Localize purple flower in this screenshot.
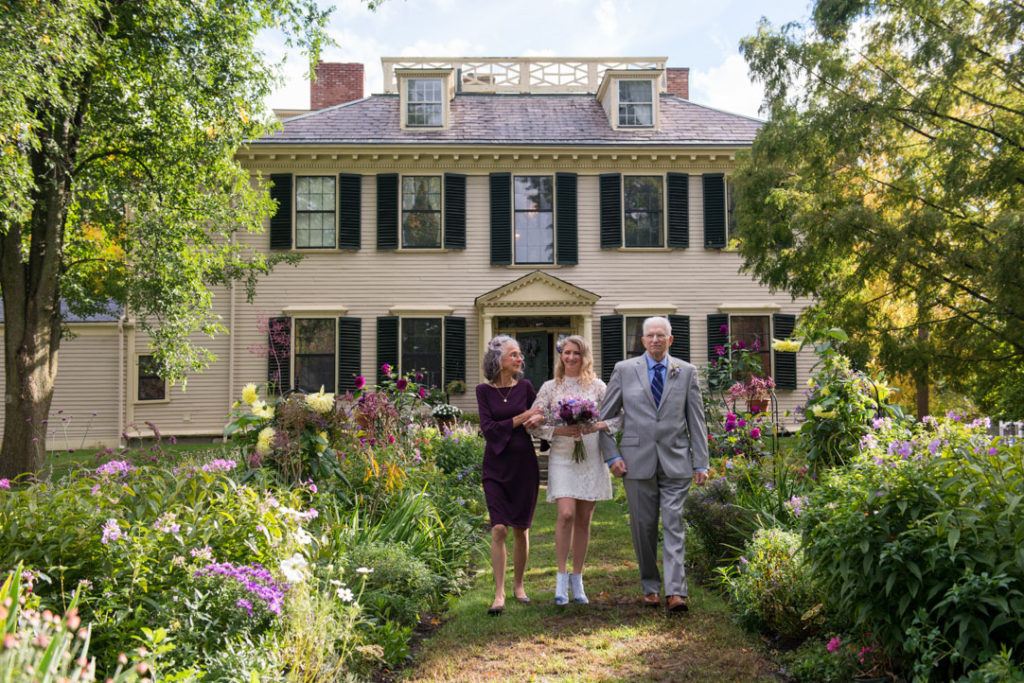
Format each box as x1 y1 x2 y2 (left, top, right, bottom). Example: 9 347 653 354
236 598 254 616
750 427 761 439
418 386 427 399
201 459 238 473
738 418 747 428
987 447 998 455
928 440 941 455
415 371 423 382
95 460 135 478
945 409 963 422
194 562 289 616
827 636 842 653
0 479 9 490
719 324 728 335
101 519 122 545
396 378 408 391
354 376 366 390
381 363 391 375
715 345 726 356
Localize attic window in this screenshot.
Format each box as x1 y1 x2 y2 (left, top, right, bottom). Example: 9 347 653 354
619 80 653 127
407 78 443 126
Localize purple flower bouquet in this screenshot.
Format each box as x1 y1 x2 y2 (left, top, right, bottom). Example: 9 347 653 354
555 396 598 463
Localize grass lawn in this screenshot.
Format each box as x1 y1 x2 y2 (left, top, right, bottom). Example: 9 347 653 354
404 481 776 682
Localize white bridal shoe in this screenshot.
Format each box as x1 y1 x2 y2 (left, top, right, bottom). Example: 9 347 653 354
554 572 569 606
569 573 589 604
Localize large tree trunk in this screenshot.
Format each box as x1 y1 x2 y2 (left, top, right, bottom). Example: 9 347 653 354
0 104 75 478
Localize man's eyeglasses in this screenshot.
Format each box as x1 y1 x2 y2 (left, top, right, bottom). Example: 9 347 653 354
643 333 669 340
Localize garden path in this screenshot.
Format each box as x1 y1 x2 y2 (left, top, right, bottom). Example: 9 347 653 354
402 485 777 682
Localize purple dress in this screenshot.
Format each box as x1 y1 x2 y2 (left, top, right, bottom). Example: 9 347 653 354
476 381 539 529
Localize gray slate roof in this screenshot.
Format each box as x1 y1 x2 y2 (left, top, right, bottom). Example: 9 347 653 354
257 94 762 147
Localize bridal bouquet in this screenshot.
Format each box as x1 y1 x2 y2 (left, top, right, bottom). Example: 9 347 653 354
555 396 598 463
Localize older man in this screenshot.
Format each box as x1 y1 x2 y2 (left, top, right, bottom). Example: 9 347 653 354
599 316 709 612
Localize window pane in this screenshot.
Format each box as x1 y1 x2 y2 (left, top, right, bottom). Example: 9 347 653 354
619 80 652 103
402 177 441 210
514 211 554 264
296 319 334 354
625 210 663 247
408 79 442 102
514 176 553 211
407 80 443 126
625 317 646 358
402 211 441 247
402 318 443 388
731 315 771 376
295 355 335 393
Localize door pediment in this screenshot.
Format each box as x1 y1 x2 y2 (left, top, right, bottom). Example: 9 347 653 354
475 271 600 311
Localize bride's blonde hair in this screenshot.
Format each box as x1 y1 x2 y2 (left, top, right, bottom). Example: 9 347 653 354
554 335 596 386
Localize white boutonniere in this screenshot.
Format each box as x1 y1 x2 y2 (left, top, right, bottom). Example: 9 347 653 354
668 363 682 379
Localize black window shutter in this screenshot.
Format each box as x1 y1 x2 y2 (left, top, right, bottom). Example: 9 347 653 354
444 173 466 250
707 313 729 363
668 315 690 363
267 316 291 394
337 174 361 250
268 174 293 250
600 314 624 383
667 172 690 248
444 316 466 388
489 172 512 265
337 317 361 392
703 173 727 248
555 172 578 265
376 316 399 385
599 173 623 248
376 174 399 250
773 313 798 390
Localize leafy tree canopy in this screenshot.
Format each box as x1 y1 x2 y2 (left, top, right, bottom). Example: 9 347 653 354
734 0 1024 418
0 0 332 475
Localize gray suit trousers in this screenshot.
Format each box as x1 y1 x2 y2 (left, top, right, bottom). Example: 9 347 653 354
622 464 692 597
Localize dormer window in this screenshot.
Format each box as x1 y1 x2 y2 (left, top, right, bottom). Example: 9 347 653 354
407 78 443 126
619 80 653 127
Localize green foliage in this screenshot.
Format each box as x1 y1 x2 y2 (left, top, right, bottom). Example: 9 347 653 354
684 477 754 567
429 426 484 475
734 0 1024 417
795 327 904 472
718 528 822 641
702 340 776 461
0 565 147 682
801 416 1024 678
344 541 439 627
782 632 891 683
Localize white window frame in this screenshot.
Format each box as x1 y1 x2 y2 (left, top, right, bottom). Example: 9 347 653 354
400 174 444 250
404 77 445 128
512 174 555 265
622 174 666 249
294 175 336 250
617 78 655 128
134 353 169 404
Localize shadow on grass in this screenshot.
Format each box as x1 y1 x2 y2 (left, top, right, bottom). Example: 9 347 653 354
402 486 777 682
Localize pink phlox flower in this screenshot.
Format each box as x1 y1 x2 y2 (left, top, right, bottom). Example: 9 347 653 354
827 636 842 652
0 479 9 490
101 518 122 545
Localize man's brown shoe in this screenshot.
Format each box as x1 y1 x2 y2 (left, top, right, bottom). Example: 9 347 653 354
666 595 689 612
642 593 660 608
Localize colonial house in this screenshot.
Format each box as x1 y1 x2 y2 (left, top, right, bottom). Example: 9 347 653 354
1 57 814 449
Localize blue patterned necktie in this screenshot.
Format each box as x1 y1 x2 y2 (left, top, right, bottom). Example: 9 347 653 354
652 363 665 406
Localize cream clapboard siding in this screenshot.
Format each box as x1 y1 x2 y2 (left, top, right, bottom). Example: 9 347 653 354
0 324 124 449
228 165 815 428
0 158 815 451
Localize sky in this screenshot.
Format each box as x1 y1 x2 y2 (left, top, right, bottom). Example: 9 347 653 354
263 0 814 119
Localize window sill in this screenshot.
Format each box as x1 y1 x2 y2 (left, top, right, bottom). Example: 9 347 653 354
134 398 171 405
614 246 671 252
394 247 454 253
506 263 560 269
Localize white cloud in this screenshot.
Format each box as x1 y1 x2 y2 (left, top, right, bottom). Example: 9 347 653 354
690 52 765 119
595 0 618 36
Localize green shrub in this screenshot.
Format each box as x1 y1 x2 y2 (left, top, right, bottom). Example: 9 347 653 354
718 527 821 641
684 477 754 566
430 426 484 474
802 416 1024 679
344 541 439 626
782 632 891 683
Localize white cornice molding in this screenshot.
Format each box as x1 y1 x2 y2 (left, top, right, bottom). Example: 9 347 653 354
613 304 677 315
718 303 783 314
388 305 455 316
281 306 349 316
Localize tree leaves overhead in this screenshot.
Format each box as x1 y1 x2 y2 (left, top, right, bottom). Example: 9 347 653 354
0 0 330 380
734 0 1024 417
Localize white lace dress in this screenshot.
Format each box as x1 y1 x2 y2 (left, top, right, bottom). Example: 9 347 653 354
529 376 620 502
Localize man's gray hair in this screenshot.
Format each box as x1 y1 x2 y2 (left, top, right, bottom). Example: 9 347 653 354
642 316 672 336
482 334 524 382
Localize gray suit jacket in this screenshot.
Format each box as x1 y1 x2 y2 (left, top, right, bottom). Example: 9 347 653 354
599 354 709 479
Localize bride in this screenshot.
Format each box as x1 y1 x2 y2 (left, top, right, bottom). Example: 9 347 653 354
529 335 620 605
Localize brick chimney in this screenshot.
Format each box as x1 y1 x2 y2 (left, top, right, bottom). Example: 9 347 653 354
311 62 364 110
666 67 689 100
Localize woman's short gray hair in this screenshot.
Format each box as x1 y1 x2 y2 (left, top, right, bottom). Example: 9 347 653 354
482 335 523 382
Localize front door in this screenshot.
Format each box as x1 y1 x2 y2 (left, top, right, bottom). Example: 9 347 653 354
517 331 551 392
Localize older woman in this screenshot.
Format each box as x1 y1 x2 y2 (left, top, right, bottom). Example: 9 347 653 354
529 335 619 605
476 335 544 615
